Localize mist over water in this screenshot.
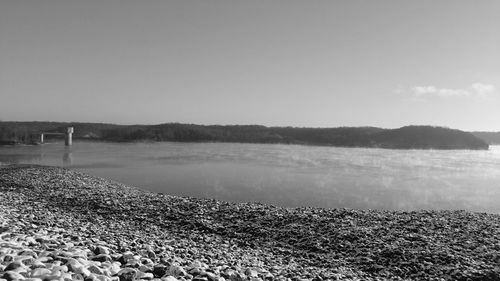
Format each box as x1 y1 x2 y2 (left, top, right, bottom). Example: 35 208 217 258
1 141 500 213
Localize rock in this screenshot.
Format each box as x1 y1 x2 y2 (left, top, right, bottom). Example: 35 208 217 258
168 265 187 277
80 267 92 277
121 252 135 260
153 265 168 277
66 261 82 272
140 258 154 267
189 261 203 269
263 273 274 280
31 268 52 277
145 250 156 260
19 257 35 266
92 254 112 263
138 265 152 273
4 261 24 271
118 268 137 281
30 261 46 269
2 255 14 263
201 271 217 281
52 265 68 273
189 267 202 276
72 273 85 280
19 250 37 258
95 246 111 255
84 273 99 281
88 264 105 275
245 269 258 278
227 272 245 281
2 271 25 281
139 272 155 279
108 262 122 275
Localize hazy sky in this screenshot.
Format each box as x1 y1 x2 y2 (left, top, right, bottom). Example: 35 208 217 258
1 1 499 131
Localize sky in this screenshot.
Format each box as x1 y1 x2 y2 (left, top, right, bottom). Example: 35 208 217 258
1 1 499 131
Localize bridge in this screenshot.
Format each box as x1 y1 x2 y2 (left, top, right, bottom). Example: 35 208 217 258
39 127 73 146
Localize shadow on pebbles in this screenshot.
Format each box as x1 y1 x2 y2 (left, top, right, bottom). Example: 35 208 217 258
1 165 500 281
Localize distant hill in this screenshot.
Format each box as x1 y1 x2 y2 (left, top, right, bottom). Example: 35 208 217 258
370 126 488 150
0 121 489 150
471 132 500 145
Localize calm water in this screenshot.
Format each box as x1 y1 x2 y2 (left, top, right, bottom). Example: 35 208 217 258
1 141 500 213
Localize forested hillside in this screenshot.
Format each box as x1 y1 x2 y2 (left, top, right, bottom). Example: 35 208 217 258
0 121 489 150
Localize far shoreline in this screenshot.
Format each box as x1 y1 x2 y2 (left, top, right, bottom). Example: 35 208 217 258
0 138 492 151
0 122 492 150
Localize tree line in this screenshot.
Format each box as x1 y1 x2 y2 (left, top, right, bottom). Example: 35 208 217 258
0 121 490 150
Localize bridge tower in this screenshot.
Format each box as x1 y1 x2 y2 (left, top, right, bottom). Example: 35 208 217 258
39 127 73 146
65 127 73 146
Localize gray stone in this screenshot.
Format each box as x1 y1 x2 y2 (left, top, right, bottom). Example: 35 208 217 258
153 265 168 277
118 268 137 281
92 254 112 262
88 264 104 275
4 261 23 271
95 246 111 255
168 265 187 277
2 271 25 281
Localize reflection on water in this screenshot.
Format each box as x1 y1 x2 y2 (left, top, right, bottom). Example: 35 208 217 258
63 149 73 166
1 141 500 213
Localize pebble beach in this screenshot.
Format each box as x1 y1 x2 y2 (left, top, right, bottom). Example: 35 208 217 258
2 165 500 281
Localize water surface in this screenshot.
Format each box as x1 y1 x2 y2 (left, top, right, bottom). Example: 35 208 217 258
1 141 500 213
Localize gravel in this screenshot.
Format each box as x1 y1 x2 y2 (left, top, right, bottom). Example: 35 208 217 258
1 164 500 281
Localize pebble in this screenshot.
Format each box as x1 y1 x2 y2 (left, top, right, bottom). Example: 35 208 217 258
2 165 500 281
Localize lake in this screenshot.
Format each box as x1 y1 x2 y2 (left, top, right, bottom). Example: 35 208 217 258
1 141 500 213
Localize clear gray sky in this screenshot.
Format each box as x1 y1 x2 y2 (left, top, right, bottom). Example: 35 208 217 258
1 1 499 131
